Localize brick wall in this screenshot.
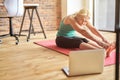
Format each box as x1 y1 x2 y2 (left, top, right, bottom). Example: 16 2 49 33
0 0 61 35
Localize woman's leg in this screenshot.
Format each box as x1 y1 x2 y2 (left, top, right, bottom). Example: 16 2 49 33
87 40 103 48
106 42 116 57
95 40 116 57
79 42 101 50
87 40 116 57
79 42 110 57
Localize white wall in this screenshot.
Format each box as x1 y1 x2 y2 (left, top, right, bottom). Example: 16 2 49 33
86 0 94 23
61 0 93 23
67 0 84 15
61 0 84 19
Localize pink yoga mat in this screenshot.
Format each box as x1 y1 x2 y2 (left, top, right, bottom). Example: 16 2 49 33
34 40 116 66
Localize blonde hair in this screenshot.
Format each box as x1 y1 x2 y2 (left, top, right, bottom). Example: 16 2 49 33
74 9 90 18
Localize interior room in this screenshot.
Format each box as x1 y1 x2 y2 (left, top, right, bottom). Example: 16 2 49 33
0 0 119 80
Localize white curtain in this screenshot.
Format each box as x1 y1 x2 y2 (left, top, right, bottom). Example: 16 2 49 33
4 0 24 16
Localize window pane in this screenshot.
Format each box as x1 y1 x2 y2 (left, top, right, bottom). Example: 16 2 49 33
94 0 115 31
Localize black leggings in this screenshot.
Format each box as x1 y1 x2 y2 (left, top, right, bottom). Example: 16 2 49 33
56 36 89 48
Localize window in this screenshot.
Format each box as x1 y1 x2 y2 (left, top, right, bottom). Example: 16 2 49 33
94 0 115 31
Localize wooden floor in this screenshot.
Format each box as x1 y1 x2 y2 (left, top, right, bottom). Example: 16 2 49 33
0 30 116 80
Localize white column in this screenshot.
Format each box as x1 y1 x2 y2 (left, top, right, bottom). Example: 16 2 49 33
85 0 94 24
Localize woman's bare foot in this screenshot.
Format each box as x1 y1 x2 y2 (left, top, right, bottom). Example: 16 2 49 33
110 41 116 47
106 44 116 57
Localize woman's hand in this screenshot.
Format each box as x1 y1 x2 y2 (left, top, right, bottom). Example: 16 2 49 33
102 38 110 44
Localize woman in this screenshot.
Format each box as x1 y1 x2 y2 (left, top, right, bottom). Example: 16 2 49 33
55 8 115 57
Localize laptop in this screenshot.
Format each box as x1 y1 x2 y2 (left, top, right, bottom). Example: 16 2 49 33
62 49 106 76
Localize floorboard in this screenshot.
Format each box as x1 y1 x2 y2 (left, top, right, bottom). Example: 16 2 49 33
0 30 116 80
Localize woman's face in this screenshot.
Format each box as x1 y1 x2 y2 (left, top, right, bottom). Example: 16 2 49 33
76 15 90 25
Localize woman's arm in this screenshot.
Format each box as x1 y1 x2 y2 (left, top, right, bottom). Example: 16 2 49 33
65 16 110 49
86 21 110 44
67 16 103 42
